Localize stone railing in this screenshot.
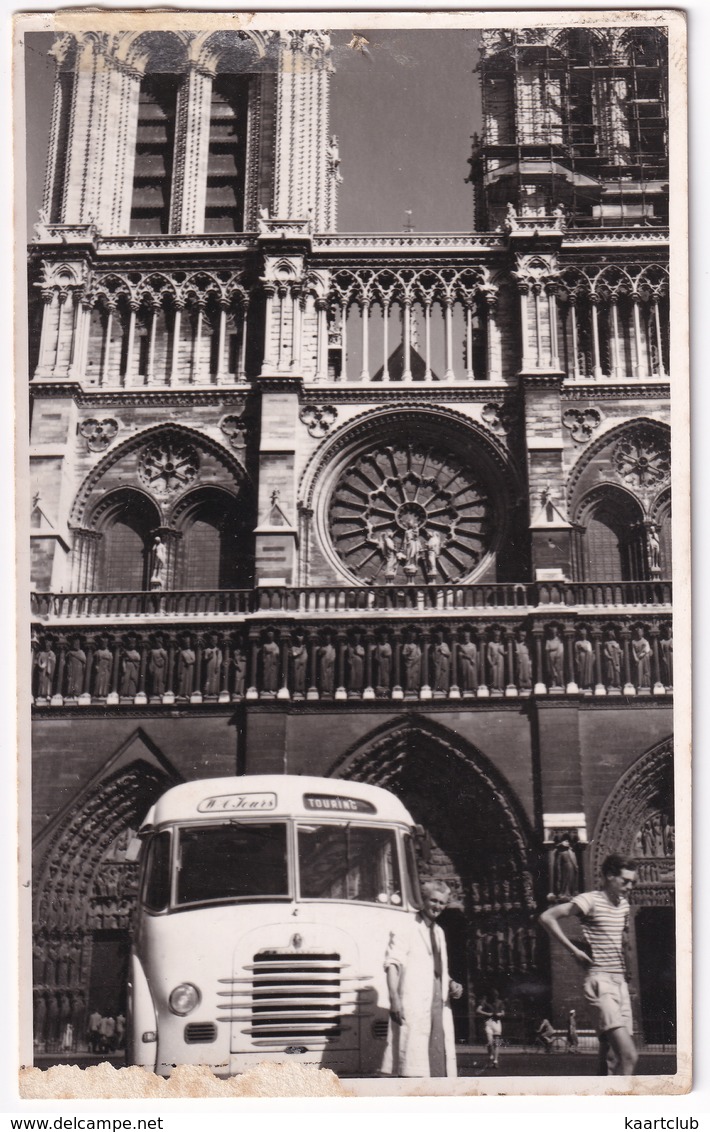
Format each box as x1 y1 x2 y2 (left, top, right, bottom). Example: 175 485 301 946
31 613 673 706
31 579 672 623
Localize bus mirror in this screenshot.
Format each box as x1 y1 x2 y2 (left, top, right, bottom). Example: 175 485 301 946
124 836 143 863
413 824 426 839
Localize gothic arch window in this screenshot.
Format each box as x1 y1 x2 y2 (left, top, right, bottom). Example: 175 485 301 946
173 489 246 590
653 490 672 576
94 491 160 592
130 73 180 235
577 488 645 581
205 74 250 233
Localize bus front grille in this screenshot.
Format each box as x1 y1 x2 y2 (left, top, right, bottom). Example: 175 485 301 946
218 951 349 1044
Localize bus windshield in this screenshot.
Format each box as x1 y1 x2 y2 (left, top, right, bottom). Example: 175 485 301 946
176 822 289 906
297 823 402 904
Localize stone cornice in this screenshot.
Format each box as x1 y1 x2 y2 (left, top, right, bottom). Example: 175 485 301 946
561 382 671 401
299 383 518 403
30 384 255 407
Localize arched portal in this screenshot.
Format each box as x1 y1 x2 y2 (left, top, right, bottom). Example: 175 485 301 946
591 737 675 1044
32 734 179 1053
330 718 543 1040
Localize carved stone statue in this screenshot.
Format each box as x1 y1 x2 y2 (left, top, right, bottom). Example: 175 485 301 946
233 644 247 698
66 638 86 697
120 637 140 697
319 634 336 695
458 630 477 692
425 530 441 579
552 836 579 900
402 520 422 571
150 535 167 590
36 640 56 698
575 627 594 689
432 631 451 692
545 626 564 687
291 634 308 697
403 633 421 692
202 634 222 696
93 636 113 698
660 628 673 686
487 628 505 691
375 636 392 691
647 523 661 573
604 629 622 687
347 634 365 693
148 635 168 697
632 626 652 688
262 631 280 693
379 531 399 580
515 630 532 689
176 636 195 698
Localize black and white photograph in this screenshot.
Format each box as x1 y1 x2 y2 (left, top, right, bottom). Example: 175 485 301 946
17 9 689 1098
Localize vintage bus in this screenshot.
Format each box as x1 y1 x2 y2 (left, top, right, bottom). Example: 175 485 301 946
127 775 422 1076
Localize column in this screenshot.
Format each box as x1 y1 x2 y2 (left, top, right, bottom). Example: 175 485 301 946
533 627 546 695
247 630 260 699
485 293 500 382
315 299 328 382
135 638 148 705
650 624 665 695
591 625 606 696
402 300 412 382
216 302 228 383
382 302 389 382
359 300 370 380
307 632 319 700
632 294 645 377
170 303 183 385
100 303 114 386
51 638 67 705
238 299 249 382
339 301 348 382
335 632 347 701
505 628 517 696
569 299 580 379
443 301 454 381
36 291 55 375
164 635 176 704
220 636 231 703
547 285 560 370
653 299 666 377
261 284 277 372
54 292 68 373
81 638 94 705
610 297 621 378
519 287 531 370
620 626 635 695
277 632 291 700
107 637 121 706
449 636 460 699
564 626 579 694
533 287 543 368
277 287 288 371
476 627 489 698
391 630 403 700
363 630 375 700
590 296 602 379
146 305 158 384
419 631 431 699
124 303 137 386
192 300 205 384
465 301 474 380
291 289 303 373
191 636 203 703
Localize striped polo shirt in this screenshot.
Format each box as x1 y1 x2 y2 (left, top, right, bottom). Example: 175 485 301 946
571 890 630 974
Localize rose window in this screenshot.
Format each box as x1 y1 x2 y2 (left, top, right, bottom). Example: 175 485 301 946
613 428 670 489
328 441 493 584
138 439 199 497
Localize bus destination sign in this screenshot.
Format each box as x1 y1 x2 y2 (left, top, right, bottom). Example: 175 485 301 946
197 792 277 812
303 794 377 814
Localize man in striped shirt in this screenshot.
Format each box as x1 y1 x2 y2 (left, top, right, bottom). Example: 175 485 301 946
540 854 638 1075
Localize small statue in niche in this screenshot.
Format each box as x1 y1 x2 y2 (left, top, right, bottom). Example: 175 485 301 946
604 628 622 687
233 641 247 698
458 630 477 692
347 633 365 694
660 626 673 687
120 635 140 697
65 637 86 697
291 633 308 697
402 631 421 693
262 631 280 693
375 634 392 692
551 834 579 901
425 530 441 580
402 519 422 572
545 626 565 687
148 634 168 697
319 633 336 696
202 634 222 696
647 523 661 573
176 635 195 698
149 535 167 590
487 627 505 691
632 625 652 688
575 626 594 690
432 630 451 692
35 639 56 698
515 629 532 690
93 636 113 698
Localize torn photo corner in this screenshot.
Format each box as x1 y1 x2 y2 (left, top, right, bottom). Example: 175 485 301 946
15 7 689 1099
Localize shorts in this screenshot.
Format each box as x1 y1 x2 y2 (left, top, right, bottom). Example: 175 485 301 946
583 971 633 1035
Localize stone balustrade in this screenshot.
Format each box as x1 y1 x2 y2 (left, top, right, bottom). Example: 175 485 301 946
31 614 673 706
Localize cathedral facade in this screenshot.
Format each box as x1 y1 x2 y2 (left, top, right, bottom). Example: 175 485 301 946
28 25 674 1059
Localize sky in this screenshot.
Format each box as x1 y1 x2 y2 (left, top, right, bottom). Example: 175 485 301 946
24 28 481 235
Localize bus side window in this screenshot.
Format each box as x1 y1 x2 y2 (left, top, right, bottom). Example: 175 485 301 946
403 833 422 909
142 829 172 912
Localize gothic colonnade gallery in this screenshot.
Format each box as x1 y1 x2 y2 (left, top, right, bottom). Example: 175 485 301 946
28 23 675 1060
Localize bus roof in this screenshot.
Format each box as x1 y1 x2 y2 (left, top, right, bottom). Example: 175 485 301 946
142 775 416 830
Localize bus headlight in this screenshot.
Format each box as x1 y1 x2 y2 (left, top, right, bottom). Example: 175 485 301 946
168 983 201 1016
